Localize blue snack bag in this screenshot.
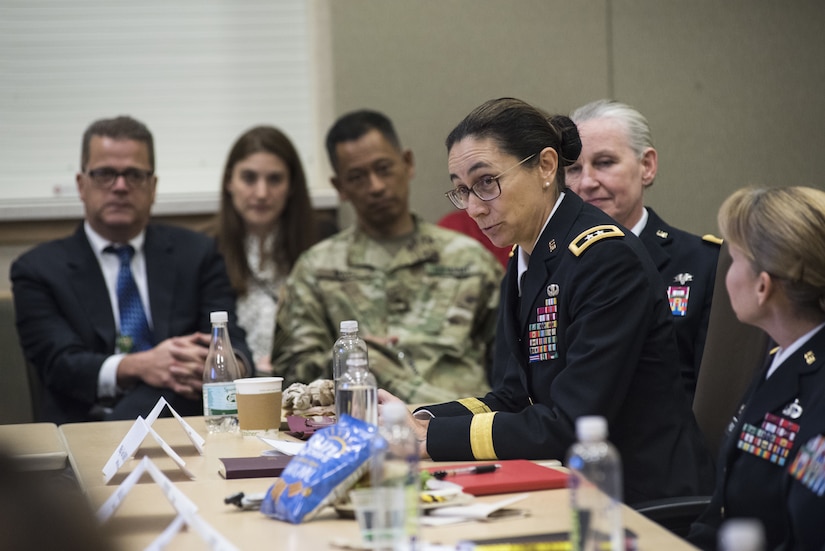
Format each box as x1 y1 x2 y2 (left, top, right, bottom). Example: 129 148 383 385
261 414 377 523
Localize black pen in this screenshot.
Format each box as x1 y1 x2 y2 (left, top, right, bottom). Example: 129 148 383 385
432 463 502 480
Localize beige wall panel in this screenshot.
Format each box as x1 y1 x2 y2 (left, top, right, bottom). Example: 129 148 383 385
7 2 824 292
611 0 825 235
327 0 609 227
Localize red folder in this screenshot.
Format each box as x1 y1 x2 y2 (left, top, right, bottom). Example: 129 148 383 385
425 459 568 496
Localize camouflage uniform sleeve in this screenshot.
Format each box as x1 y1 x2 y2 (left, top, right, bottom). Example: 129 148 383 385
270 253 335 386
365 340 482 404
473 254 503 383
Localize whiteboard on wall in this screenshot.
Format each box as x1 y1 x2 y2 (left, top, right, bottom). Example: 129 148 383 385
0 1 336 221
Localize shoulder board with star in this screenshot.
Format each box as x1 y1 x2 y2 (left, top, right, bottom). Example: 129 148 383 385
702 234 723 246
568 225 624 257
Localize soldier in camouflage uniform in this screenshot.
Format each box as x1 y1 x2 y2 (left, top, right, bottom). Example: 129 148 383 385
271 110 503 403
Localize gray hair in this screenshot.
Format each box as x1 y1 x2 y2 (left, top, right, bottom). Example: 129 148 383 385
570 99 653 160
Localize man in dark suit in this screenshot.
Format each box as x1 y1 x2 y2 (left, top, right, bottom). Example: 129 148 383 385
11 116 251 424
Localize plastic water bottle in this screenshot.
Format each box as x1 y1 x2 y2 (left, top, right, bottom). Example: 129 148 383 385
202 311 240 433
718 518 765 551
371 401 420 551
566 416 623 551
333 320 369 419
335 349 377 426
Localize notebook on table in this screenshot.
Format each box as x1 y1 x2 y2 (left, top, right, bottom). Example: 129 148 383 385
218 454 293 479
424 459 568 496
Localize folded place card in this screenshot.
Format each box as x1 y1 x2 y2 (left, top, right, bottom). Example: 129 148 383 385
258 437 305 456
97 456 239 551
101 397 204 483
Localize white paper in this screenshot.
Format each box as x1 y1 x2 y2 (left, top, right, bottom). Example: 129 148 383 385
98 457 237 550
421 493 530 526
147 396 206 454
146 424 195 480
168 407 206 454
258 437 305 456
145 397 169 424
143 456 198 515
97 455 150 522
184 511 241 551
145 514 187 551
102 398 207 483
102 416 150 483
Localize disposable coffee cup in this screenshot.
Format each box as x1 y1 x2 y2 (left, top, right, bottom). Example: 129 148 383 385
234 377 283 436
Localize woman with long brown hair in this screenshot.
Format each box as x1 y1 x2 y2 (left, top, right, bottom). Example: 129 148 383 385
214 126 320 374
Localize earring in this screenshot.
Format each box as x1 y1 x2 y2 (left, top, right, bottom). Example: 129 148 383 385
544 182 551 189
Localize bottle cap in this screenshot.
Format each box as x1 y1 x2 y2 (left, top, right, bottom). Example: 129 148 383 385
382 401 408 424
718 518 765 551
576 416 608 442
340 320 358 333
210 311 228 324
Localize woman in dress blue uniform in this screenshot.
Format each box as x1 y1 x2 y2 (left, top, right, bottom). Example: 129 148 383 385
379 98 714 505
689 186 825 550
566 99 721 401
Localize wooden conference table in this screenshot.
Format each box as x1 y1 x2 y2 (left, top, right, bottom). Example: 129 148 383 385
0 422 68 471
60 417 699 550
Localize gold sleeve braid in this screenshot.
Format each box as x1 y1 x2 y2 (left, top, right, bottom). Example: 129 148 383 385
469 411 498 459
457 397 492 414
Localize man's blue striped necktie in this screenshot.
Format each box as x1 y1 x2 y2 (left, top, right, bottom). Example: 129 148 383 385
105 245 153 353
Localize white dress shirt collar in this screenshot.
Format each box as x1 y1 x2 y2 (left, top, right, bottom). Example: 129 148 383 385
84 222 146 256
766 322 825 379
517 192 565 296
628 207 649 237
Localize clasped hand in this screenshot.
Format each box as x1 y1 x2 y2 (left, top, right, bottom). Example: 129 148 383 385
118 332 210 400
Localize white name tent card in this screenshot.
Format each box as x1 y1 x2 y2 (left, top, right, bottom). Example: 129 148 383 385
101 397 204 483
146 397 205 454
259 436 305 456
146 514 186 551
98 457 238 551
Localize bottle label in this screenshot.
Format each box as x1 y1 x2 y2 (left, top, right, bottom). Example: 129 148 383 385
203 382 237 415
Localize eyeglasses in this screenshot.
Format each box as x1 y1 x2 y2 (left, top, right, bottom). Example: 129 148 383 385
444 154 536 209
85 167 154 190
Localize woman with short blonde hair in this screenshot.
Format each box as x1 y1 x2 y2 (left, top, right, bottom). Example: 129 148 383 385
690 186 825 550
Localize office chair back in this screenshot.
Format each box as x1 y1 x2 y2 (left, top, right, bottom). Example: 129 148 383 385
634 242 769 537
692 242 769 459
